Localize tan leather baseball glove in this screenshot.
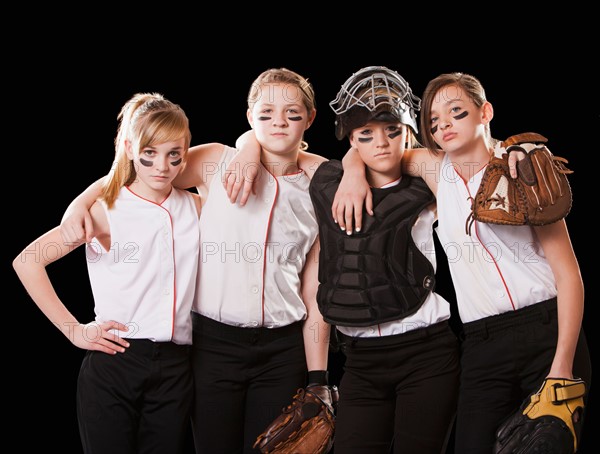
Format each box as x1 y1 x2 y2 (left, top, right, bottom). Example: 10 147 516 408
467 132 573 235
253 385 339 454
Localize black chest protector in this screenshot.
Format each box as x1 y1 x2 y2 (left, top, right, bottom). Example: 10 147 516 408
309 160 436 327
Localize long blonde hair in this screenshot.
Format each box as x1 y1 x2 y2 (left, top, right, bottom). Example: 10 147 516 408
102 93 191 208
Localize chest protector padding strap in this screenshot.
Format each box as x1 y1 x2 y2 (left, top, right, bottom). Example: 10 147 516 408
309 160 436 326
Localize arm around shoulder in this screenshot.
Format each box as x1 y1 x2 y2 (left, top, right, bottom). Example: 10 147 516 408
298 150 328 180
223 130 263 205
333 147 372 232
60 177 106 244
402 147 443 195
173 142 227 193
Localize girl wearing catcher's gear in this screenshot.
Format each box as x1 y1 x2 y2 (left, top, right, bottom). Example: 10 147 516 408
309 66 460 454
337 72 591 453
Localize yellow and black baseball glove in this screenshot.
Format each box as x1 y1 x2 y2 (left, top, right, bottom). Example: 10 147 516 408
467 132 573 235
493 377 586 454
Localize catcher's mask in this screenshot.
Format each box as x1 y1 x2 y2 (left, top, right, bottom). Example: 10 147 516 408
330 66 421 140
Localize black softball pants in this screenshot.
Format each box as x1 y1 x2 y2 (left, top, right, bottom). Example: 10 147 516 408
334 321 460 454
77 339 192 454
454 298 591 454
190 313 307 454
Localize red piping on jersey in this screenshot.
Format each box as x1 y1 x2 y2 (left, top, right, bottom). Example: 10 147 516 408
377 176 402 189
460 178 516 310
126 185 172 206
126 186 178 338
167 211 177 338
260 164 279 326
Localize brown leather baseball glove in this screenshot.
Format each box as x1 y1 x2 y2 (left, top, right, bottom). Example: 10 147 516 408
467 132 573 235
253 385 339 454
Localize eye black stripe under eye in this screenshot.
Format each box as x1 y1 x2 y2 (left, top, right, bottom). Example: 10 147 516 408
388 131 402 139
453 111 468 120
171 158 182 166
357 137 373 143
258 116 271 121
431 125 438 135
139 158 153 167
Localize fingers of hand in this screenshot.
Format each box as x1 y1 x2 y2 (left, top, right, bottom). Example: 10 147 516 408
97 324 129 350
102 320 129 334
75 323 128 354
91 339 126 354
84 214 95 243
365 192 374 216
223 172 234 198
333 198 365 234
344 206 354 235
508 150 527 179
229 180 243 203
239 181 254 206
331 200 339 225
334 203 346 232
225 165 258 205
245 165 259 182
90 340 127 355
508 155 518 179
353 203 363 233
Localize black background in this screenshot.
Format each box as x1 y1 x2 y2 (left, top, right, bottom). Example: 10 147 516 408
8 31 594 453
